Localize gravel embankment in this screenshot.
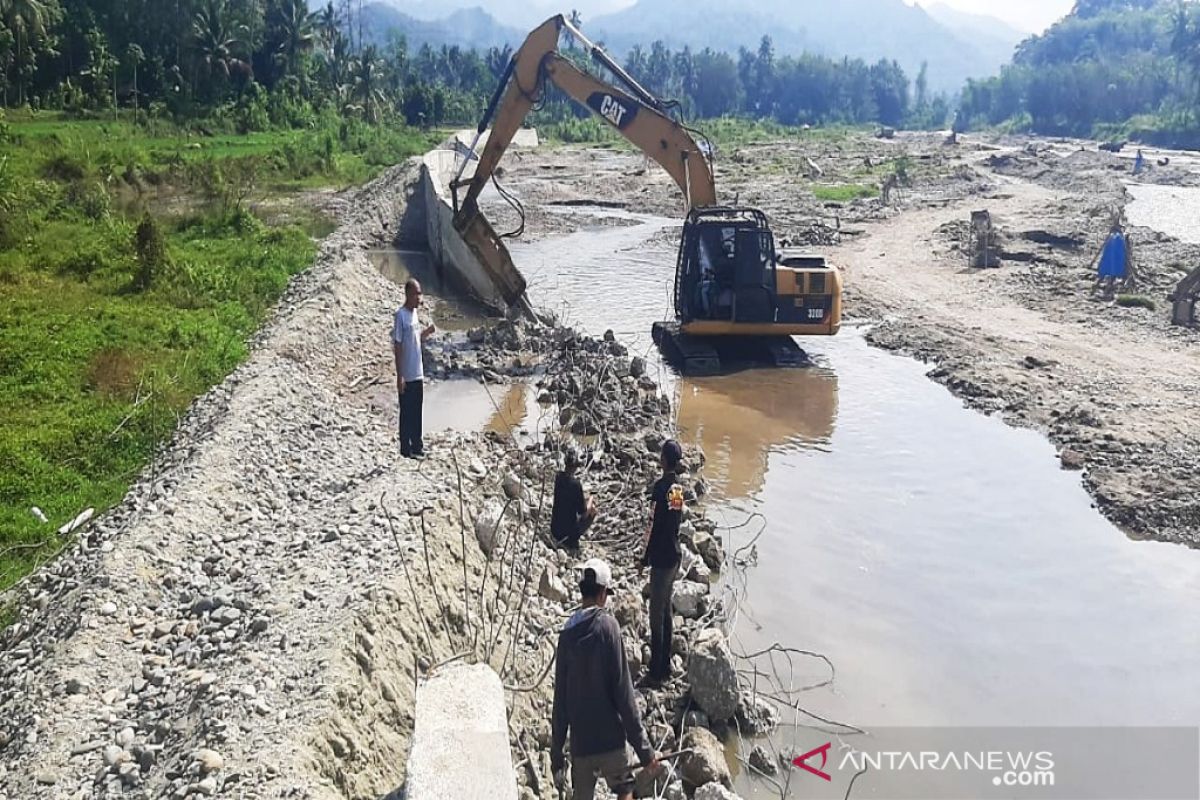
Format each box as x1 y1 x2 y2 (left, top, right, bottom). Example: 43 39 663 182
0 155 779 800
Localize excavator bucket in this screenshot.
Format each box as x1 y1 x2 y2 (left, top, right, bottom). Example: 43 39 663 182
421 140 533 317
453 211 528 308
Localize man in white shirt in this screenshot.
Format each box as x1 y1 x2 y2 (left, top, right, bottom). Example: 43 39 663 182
393 279 435 458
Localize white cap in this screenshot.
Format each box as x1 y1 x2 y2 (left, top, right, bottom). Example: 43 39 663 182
579 558 613 589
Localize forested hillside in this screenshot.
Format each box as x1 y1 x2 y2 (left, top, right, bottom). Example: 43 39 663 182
0 0 927 131
959 0 1200 145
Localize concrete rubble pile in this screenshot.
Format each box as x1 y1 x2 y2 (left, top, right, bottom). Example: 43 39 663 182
456 327 769 800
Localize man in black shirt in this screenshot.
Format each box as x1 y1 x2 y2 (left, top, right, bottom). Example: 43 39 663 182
641 440 685 684
551 559 659 800
551 449 597 549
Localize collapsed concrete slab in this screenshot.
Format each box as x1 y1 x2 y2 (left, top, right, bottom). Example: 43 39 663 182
405 663 518 800
419 129 538 315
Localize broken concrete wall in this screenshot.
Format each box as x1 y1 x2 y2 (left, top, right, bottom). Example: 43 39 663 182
418 129 538 313
404 664 517 800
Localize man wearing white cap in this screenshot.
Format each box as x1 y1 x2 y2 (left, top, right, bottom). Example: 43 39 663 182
551 558 660 800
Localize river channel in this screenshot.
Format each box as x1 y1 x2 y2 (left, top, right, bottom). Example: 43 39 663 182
374 201 1200 798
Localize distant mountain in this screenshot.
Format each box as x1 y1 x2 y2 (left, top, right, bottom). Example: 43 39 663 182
925 2 1027 42
358 3 525 50
587 0 1002 92
369 0 623 27
354 0 1014 92
925 3 1027 71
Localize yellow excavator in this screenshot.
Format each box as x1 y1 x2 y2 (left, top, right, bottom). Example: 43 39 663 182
451 14 842 373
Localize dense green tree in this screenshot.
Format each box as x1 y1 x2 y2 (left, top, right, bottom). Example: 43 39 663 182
644 40 669 96
691 48 738 117
0 0 951 138
317 1 336 50
192 0 246 83
752 36 774 117
960 0 1200 142
2 0 60 103
485 43 511 80
267 0 314 90
348 42 385 122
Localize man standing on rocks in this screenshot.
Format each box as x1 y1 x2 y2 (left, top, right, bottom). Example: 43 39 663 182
393 279 434 458
641 440 685 685
551 448 598 550
552 558 659 800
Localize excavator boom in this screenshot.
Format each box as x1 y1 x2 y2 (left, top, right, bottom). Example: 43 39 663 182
453 15 716 224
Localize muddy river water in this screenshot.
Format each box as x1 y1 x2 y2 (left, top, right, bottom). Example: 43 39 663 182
376 200 1200 797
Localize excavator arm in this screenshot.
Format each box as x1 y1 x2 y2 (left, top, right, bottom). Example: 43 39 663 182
453 15 716 226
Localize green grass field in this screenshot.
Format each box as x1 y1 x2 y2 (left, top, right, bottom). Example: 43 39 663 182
0 111 436 594
537 114 868 151
811 182 878 202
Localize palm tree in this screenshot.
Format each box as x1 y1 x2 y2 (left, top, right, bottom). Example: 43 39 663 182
1 0 54 104
566 9 582 49
192 0 247 94
485 44 513 80
271 0 317 82
126 43 144 123
318 1 338 50
349 44 389 124
0 0 51 37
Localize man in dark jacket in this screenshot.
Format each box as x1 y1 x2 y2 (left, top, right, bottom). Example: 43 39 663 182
551 558 659 800
551 448 597 549
640 440 685 685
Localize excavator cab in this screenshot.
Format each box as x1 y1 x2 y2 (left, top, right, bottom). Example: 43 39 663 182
676 208 777 325
653 208 842 373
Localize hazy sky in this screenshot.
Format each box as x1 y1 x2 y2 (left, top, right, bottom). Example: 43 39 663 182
907 0 1075 33
397 0 1077 36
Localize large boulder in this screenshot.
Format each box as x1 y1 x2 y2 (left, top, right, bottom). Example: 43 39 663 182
671 581 708 619
691 531 724 571
685 546 712 583
748 744 777 776
678 727 731 789
624 638 643 676
695 783 744 800
537 566 569 604
502 472 524 501
736 691 779 736
687 629 739 721
474 504 505 556
611 591 645 633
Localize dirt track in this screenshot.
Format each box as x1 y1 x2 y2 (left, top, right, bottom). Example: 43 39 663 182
491 133 1200 545
845 140 1200 544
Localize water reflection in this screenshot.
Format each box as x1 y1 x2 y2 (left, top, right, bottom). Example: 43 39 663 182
677 368 838 499
368 248 489 332
483 382 534 436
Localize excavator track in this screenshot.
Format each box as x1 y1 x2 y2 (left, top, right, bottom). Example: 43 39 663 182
653 323 811 374
652 322 721 375
762 336 811 367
